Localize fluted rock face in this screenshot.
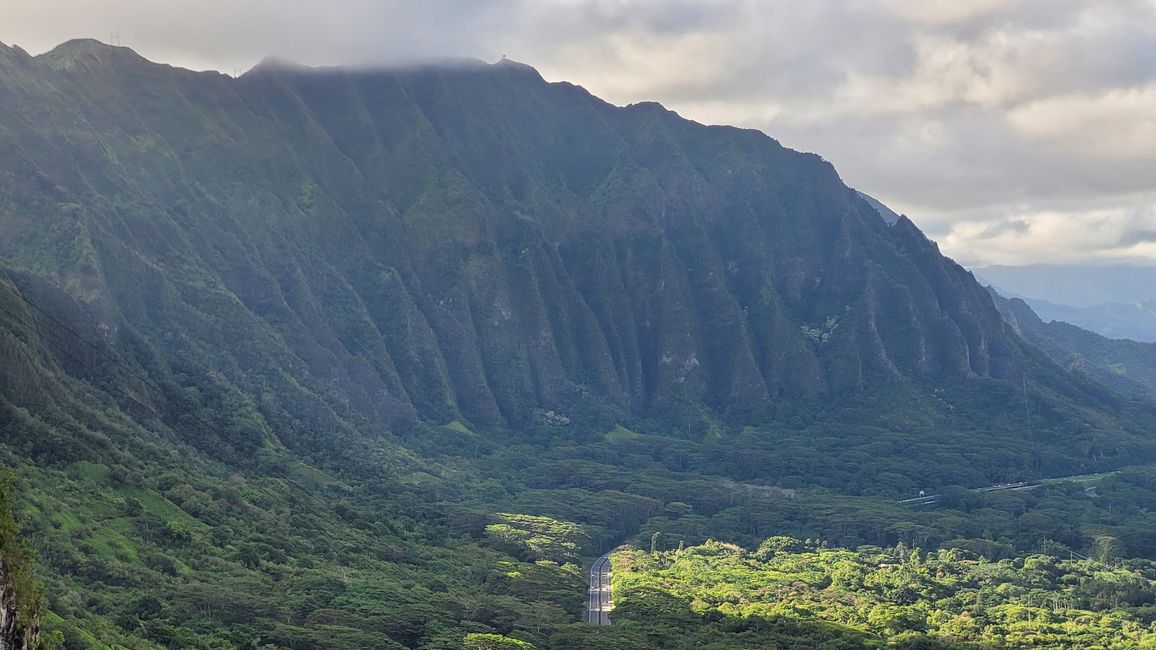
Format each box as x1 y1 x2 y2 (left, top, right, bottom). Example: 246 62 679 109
0 40 1047 434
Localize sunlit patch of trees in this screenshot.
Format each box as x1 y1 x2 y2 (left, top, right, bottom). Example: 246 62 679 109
613 538 1156 648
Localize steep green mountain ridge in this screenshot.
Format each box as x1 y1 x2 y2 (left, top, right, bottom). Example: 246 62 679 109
0 39 1119 434
3 39 1156 649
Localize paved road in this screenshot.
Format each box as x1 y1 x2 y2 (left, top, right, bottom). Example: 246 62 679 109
899 471 1114 507
587 553 612 625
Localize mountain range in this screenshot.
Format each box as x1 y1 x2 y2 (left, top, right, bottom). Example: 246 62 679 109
4 39 1156 649
975 264 1156 342
0 39 1113 435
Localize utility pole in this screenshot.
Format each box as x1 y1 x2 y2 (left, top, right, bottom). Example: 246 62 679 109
1022 372 1043 471
1023 373 1040 470
1023 374 1032 440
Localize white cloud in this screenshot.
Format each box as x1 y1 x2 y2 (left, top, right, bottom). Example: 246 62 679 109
1007 85 1156 156
880 0 1020 27
939 200 1156 265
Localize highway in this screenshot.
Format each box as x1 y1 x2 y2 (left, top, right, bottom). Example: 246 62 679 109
586 552 612 625
899 470 1115 507
899 481 1037 506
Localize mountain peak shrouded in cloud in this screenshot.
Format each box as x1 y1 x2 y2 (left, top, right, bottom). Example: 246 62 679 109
246 54 314 75
248 53 516 78
494 56 539 73
2 1 1156 265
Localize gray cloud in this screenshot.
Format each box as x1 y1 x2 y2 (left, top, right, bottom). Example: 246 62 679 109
3 0 1156 266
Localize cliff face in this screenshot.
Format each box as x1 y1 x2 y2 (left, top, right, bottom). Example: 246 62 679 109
0 40 1110 441
0 480 40 650
0 552 39 650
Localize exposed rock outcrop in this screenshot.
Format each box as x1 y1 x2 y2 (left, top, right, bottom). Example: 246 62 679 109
0 551 40 650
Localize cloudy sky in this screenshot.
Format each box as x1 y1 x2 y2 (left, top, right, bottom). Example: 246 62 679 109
4 0 1156 267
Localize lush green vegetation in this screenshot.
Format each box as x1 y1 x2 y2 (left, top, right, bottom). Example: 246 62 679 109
8 38 1156 650
2 442 610 649
613 539 1156 648
8 254 1156 650
24 419 1156 650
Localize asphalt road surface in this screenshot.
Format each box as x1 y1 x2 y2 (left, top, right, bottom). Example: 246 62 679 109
587 553 612 625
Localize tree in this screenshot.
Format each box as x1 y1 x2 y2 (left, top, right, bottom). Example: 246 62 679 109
462 632 536 649
0 473 55 650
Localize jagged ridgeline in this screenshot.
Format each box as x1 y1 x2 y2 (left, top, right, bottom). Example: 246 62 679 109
0 38 1149 467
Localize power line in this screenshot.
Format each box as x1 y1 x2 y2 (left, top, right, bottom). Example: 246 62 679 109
0 271 254 445
0 270 167 398
0 269 360 467
0 270 402 573
0 289 171 424
0 300 93 373
0 269 387 449
1023 374 1033 441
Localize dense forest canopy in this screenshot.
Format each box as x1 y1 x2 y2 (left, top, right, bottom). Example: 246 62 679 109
610 539 1156 648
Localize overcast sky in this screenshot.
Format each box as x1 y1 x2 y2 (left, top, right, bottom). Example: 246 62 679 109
4 0 1156 267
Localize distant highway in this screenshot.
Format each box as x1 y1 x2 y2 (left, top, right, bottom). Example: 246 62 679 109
899 481 1038 506
587 553 612 625
900 471 1114 506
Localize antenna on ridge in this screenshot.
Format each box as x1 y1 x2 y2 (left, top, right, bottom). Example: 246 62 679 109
110 33 122 47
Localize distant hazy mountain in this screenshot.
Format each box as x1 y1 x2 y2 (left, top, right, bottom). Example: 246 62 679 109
973 265 1156 342
856 191 901 225
988 288 1156 397
975 264 1156 307
1025 298 1156 343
